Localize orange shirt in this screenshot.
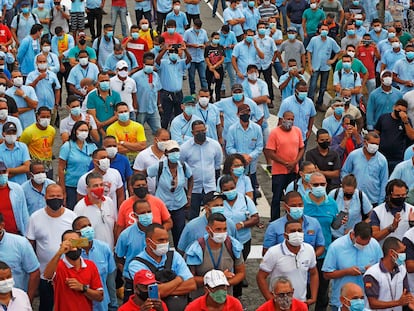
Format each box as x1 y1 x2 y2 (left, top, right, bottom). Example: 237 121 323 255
256 298 308 311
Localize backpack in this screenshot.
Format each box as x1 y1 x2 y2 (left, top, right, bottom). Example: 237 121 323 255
334 188 369 221
16 13 37 35
131 250 177 282
337 69 358 84
96 36 116 63
197 236 235 261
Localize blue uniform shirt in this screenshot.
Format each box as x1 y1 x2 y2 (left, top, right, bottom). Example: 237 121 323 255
103 52 138 73
11 13 40 43
26 70 61 109
232 40 260 77
279 73 304 101
170 114 202 145
158 59 186 92
157 0 172 13
6 85 38 129
184 28 209 62
242 7 260 30
393 58 414 94
390 159 414 189
219 31 237 63
307 35 340 71
165 11 189 35
0 142 30 184
322 115 344 137
223 7 244 37
17 36 40 75
382 49 405 71
131 70 162 114
194 104 220 141
67 63 100 89
92 37 120 68
21 178 55 215
254 35 277 70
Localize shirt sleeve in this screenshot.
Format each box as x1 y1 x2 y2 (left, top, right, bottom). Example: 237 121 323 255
59 142 70 160
363 274 380 298
370 210 381 227
172 251 194 281
76 176 87 196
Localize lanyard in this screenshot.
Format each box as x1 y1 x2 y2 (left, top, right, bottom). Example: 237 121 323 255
199 108 209 123
386 273 396 304
81 66 90 79
206 240 223 270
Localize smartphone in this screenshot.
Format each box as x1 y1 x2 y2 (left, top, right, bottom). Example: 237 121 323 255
331 211 348 230
349 120 356 127
148 283 159 299
172 44 181 49
71 237 89 248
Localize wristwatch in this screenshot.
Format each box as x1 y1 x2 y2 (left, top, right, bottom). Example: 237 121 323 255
82 284 89 293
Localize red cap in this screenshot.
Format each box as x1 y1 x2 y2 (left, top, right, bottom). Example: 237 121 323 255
133 270 157 285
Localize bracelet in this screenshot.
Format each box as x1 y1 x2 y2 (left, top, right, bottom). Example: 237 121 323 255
239 221 244 228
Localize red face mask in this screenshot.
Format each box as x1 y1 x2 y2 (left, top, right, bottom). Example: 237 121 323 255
90 187 104 199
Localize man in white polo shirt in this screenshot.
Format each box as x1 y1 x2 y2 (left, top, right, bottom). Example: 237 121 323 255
256 219 319 305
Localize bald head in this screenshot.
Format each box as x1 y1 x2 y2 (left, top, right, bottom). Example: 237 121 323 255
340 282 364 311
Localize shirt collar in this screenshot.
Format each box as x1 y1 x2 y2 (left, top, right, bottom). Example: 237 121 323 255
379 259 400 274
281 240 304 255
62 255 87 268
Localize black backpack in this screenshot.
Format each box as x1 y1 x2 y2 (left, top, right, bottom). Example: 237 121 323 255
131 250 177 282
334 188 369 221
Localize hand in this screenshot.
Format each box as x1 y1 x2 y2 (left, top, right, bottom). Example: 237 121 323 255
14 88 25 97
38 72 47 80
409 208 414 222
236 222 244 230
223 269 235 279
405 80 414 87
285 162 295 172
308 66 314 74
326 59 335 65
347 266 362 276
398 289 414 306
65 278 84 291
237 71 244 79
214 71 220 80
58 240 72 255
242 154 252 164
141 299 164 311
306 130 311 141
392 212 401 229
85 114 91 125
60 64 65 73
400 110 409 123
344 126 353 138
305 298 316 305
341 215 348 225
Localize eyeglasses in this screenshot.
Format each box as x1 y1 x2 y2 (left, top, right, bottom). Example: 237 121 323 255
273 292 293 298
311 183 327 187
121 82 125 91
100 209 105 224
170 178 176 193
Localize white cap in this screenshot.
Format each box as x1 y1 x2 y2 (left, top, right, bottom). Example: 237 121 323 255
204 270 230 288
163 140 180 152
116 60 128 70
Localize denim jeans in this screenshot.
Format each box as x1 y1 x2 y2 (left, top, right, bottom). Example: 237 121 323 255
273 61 284 79
160 90 183 129
290 22 304 41
221 62 236 91
188 61 208 94
136 111 161 134
308 70 330 107
111 6 127 37
213 0 226 15
366 78 376 96
277 4 288 32
107 269 118 310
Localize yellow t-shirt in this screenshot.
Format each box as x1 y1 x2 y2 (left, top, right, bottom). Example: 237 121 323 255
138 29 158 49
19 123 56 161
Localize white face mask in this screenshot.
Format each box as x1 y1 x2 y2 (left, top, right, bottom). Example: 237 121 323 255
13 77 23 87
173 4 180 10
105 146 118 158
76 130 89 141
366 143 379 154
32 172 47 184
392 42 400 49
42 45 51 53
287 232 304 246
0 109 7 120
157 141 166 151
37 63 48 71
141 24 149 31
38 118 51 128
118 70 128 78
310 2 317 8
98 158 110 171
248 72 258 81
211 231 227 244
198 97 209 107
151 241 169 256
79 57 89 66
0 278 14 294
4 134 16 144
347 51 355 58
374 26 382 32
382 76 393 86
0 85 6 94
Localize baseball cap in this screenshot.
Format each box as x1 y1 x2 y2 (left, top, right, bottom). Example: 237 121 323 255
204 270 230 288
182 95 196 105
380 69 393 79
287 26 297 33
164 140 180 152
116 60 129 70
231 84 243 92
133 270 158 285
0 161 7 171
329 96 344 106
78 32 87 38
3 122 17 133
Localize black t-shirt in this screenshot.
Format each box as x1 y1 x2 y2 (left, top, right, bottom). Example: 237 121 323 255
204 45 224 69
4 95 18 115
374 113 413 162
305 147 342 189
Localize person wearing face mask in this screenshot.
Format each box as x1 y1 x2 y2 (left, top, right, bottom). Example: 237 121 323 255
121 25 149 71
302 0 326 47
194 88 222 141
72 216 118 311
340 22 361 50
0 261 33 310
77 149 125 209
185 213 245 300
338 283 367 311
218 25 237 94
147 140 194 247
219 154 253 199
279 58 306 101
343 0 365 23
366 69 403 130
363 237 414 311
205 32 225 102
279 28 306 74
333 54 362 106
257 0 279 24
49 2 71 35
38 39 60 74
263 191 325 257
322 222 382 311
104 43 139 76
377 27 398 74
119 269 167 311
368 19 388 44
170 96 202 145
128 224 197 310
242 0 260 31
392 43 414 94
285 161 317 197
32 0 50 37
381 37 405 73
0 98 22 141
19 107 55 179
27 184 77 311
322 98 346 137
394 20 412 47
161 19 185 46
138 19 158 49
165 0 189 35
21 161 55 215
326 92 364 131
74 172 117 249
285 0 307 40
355 34 380 95
43 229 104 311
85 0 105 41
92 24 120 69
223 0 246 42
181 120 223 219
67 49 99 98
26 53 61 124
305 129 341 191
67 32 98 68
374 99 414 173
258 220 318 305
328 174 372 239
10 1 40 46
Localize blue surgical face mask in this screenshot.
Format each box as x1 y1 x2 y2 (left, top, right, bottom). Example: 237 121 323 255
71 106 81 116
352 0 359 5
393 251 406 266
269 23 276 29
388 32 396 39
343 62 352 70
118 112 130 122
258 28 266 36
232 166 245 177
22 7 30 13
311 186 326 198
248 0 254 7
320 30 328 37
167 27 176 35
289 207 304 220
169 53 178 61
334 107 344 115
137 212 153 227
106 31 113 38
355 20 363 26
288 33 296 40
0 174 8 186
153 45 161 52
347 29 355 36
167 151 180 163
212 38 220 45
100 81 110 91
143 65 154 74
296 91 307 101
211 206 224 214
304 173 312 183
131 32 139 40
345 298 365 311
224 189 238 201
245 36 253 43
80 226 95 241
184 106 195 116
232 93 243 102
407 51 414 60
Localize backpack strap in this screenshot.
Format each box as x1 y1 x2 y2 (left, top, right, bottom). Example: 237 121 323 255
334 188 340 200
126 51 134 68
293 179 298 192
130 256 158 279
198 236 235 262
156 161 164 188
359 190 369 220
164 250 174 270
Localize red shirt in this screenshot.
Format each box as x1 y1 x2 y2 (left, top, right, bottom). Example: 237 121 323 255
356 45 376 79
0 186 18 234
0 24 12 44
54 258 103 311
112 0 127 7
185 294 244 311
122 37 149 69
118 295 168 311
160 32 184 45
256 298 309 311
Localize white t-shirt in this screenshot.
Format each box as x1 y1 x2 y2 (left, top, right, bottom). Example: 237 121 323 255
59 113 97 135
110 76 137 112
26 208 77 278
77 168 123 207
133 146 165 194
74 196 117 249
7 288 32 311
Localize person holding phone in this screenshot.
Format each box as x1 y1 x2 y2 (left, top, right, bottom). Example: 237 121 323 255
119 269 166 311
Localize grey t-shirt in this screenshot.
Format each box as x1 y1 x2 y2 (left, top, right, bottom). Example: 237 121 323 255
279 39 306 71
340 35 362 50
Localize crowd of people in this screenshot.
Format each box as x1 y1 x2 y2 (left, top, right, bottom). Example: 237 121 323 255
1 0 414 310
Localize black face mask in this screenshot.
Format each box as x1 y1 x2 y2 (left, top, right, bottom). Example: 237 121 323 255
66 249 81 260
390 197 405 207
195 132 206 143
240 114 250 122
396 27 402 33
394 110 401 119
79 39 86 45
318 141 330 149
46 198 63 211
136 290 149 301
343 192 354 199
133 187 148 199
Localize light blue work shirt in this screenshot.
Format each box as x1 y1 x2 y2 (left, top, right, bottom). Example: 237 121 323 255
6 85 38 129
194 104 220 141
0 231 39 291
71 0 85 12
389 159 414 189
223 193 257 244
21 178 55 215
278 94 317 141
322 233 383 307
217 175 253 195
51 34 75 60
0 182 29 234
303 193 338 258
242 78 270 119
180 137 223 193
232 40 260 77
86 0 102 9
226 121 263 174
0 117 23 139
382 49 405 71
0 142 30 184
219 30 237 63
103 52 138 73
185 2 199 14
131 70 162 114
177 215 238 253
279 73 305 100
393 57 414 94
254 35 277 70
263 214 325 250
11 13 40 43
377 39 394 72
165 11 189 35
170 114 202 145
333 69 362 105
223 7 244 37
184 28 209 62
32 0 54 9
285 178 309 198
327 188 373 238
307 35 341 71
322 115 344 137
92 37 120 68
81 239 116 311
366 86 403 130
215 97 264 141
135 0 151 11
115 224 146 279
356 26 366 38
156 0 172 13
34 52 60 74
128 249 193 280
25 70 61 109
369 28 388 44
158 59 186 92
404 144 414 160
16 36 40 75
58 140 97 187
147 158 192 211
67 63 100 89
1 0 14 10
341 147 389 204
242 7 260 30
